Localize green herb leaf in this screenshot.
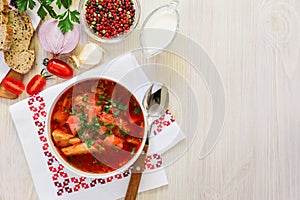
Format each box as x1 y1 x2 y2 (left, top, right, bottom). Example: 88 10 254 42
113 110 121 116
101 122 108 126
105 123 115 129
15 0 80 35
87 139 95 148
55 11 67 20
99 94 106 100
56 0 62 9
44 0 55 5
93 117 99 122
78 113 88 121
43 4 56 18
61 0 72 9
28 0 36 9
134 108 141 115
15 0 36 11
119 127 128 137
131 147 136 155
70 108 77 115
118 105 128 111
105 130 112 136
83 94 88 102
57 11 73 34
70 10 80 24
37 8 47 19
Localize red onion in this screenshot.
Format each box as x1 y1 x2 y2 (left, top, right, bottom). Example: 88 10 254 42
38 19 80 55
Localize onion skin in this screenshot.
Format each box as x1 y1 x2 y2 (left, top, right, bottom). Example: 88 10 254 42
38 19 80 55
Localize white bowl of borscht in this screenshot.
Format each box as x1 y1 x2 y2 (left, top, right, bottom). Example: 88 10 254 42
46 78 147 178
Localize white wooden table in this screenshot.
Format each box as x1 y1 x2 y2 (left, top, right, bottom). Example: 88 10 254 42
1 0 299 199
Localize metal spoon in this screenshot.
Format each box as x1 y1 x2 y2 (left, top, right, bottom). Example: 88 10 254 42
125 83 169 200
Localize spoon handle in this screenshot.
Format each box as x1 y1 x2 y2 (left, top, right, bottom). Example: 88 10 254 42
125 144 149 200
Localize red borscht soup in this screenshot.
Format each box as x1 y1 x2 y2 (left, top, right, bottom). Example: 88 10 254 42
50 79 145 174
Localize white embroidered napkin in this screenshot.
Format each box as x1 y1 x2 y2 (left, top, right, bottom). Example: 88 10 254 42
9 53 185 200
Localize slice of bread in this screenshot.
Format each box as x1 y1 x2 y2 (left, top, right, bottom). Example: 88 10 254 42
4 50 35 73
6 10 34 52
0 24 12 51
4 10 35 74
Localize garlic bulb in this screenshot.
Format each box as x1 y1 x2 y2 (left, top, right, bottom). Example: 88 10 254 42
69 42 104 69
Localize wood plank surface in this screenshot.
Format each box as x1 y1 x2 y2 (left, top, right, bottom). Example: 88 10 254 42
0 70 23 99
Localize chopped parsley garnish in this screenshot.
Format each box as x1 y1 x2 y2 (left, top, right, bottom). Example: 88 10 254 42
83 94 88 102
134 108 141 114
105 130 113 136
99 94 106 100
101 122 108 126
119 126 129 137
87 139 95 148
105 123 115 129
78 113 88 121
131 147 136 155
118 105 128 111
113 110 121 116
70 107 77 115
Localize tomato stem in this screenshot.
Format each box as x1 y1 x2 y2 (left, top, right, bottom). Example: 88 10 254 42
44 75 54 80
43 58 50 66
40 68 53 80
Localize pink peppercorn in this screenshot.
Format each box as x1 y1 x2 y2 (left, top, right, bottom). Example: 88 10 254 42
85 0 136 39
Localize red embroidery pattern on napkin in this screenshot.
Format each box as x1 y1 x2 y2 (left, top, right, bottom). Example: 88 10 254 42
27 95 169 197
152 109 176 136
145 154 163 170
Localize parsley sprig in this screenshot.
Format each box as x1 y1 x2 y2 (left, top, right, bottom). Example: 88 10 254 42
13 0 80 34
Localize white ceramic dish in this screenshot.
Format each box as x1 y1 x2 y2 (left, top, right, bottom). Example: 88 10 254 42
46 77 147 178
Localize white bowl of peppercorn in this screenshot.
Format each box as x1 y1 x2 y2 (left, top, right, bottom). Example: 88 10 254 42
79 0 141 43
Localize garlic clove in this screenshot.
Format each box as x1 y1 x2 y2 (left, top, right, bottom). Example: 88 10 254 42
78 43 104 66
68 55 81 70
69 42 104 70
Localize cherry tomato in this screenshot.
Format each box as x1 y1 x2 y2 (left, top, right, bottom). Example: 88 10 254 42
26 75 46 96
45 58 73 79
26 69 52 96
1 77 25 95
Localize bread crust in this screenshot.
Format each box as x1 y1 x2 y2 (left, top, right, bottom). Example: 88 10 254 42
0 0 9 24
0 24 12 51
